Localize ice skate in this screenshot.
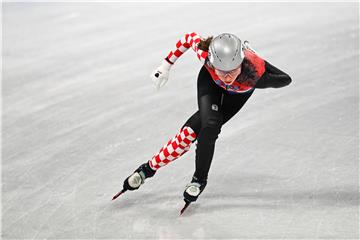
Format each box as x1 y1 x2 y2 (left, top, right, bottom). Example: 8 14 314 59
180 176 207 215
112 162 156 200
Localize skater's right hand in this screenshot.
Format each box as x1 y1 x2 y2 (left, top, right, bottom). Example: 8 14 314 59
150 59 172 90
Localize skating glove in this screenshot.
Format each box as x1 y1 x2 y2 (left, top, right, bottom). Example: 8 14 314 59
150 59 172 90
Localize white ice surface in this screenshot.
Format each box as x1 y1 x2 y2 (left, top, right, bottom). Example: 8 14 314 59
2 2 359 239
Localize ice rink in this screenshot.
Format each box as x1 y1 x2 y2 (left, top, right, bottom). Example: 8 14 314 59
2 2 359 239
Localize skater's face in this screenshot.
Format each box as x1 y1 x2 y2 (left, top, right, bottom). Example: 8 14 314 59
215 66 241 85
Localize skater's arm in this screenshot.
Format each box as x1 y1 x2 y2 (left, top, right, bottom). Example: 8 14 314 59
255 61 292 88
150 32 206 90
165 32 208 65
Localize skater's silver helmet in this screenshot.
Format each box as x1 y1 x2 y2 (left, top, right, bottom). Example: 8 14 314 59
208 33 245 72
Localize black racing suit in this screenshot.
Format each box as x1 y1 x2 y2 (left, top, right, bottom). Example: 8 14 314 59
182 61 292 182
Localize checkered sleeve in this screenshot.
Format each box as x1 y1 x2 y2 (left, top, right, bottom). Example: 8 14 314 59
165 32 208 65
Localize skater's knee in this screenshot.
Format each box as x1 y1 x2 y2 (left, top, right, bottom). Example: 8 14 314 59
202 113 223 132
199 114 223 141
182 112 201 137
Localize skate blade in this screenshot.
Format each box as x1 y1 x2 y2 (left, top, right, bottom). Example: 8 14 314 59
112 189 126 201
180 201 191 215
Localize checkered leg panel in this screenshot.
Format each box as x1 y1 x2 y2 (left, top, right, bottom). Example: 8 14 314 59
149 126 197 170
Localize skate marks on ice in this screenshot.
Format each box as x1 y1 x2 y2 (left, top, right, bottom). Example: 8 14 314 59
199 185 358 214
109 171 358 216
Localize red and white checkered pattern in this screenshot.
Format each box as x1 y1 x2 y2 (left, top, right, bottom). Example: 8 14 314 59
166 32 208 65
149 126 197 170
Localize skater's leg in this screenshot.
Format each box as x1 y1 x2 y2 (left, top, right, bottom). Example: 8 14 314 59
149 103 204 170
122 107 202 192
184 69 255 203
193 66 224 182
148 125 197 170
122 115 199 192
193 90 255 182
122 123 197 192
193 94 223 182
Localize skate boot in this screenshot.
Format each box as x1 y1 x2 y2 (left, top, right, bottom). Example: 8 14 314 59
183 176 207 203
123 162 156 191
112 162 156 200
180 176 207 214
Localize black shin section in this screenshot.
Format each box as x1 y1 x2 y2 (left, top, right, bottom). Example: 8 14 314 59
194 113 223 182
